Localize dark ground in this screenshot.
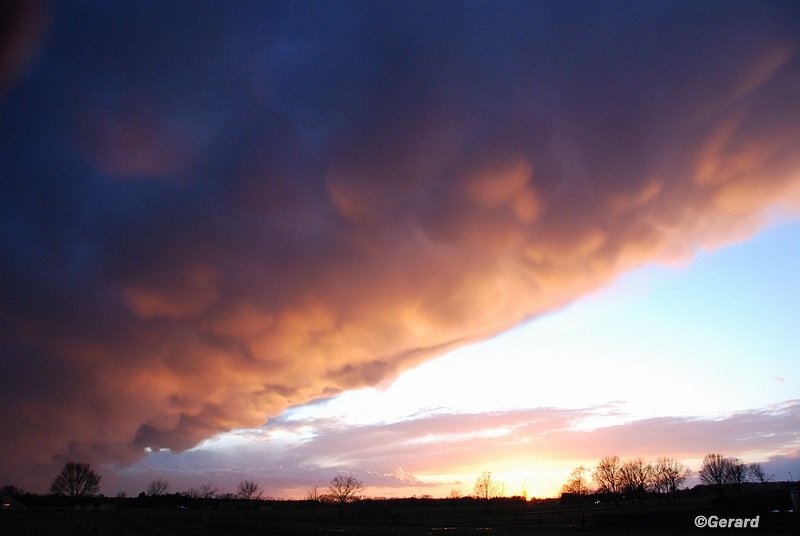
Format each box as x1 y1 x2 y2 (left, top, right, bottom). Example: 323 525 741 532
1 495 798 535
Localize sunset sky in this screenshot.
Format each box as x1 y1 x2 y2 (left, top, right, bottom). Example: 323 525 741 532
1 1 799 499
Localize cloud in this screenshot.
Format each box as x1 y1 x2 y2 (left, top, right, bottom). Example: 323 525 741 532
760 450 800 482
116 401 800 497
1 1 800 489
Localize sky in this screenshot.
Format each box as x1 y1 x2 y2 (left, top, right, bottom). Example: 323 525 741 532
1 1 799 498
113 219 800 498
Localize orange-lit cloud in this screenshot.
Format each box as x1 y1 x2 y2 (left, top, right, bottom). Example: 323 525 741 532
1 1 799 490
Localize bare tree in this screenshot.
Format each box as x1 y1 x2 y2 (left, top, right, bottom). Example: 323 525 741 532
725 457 748 494
328 473 364 520
749 463 771 489
147 478 169 497
561 465 591 496
618 458 653 504
235 480 262 519
699 453 733 496
185 483 217 505
593 455 622 496
146 478 169 508
473 470 504 500
329 474 363 503
200 482 218 500
653 457 690 502
50 462 101 497
304 484 324 520
306 485 323 502
449 488 462 499
237 480 263 501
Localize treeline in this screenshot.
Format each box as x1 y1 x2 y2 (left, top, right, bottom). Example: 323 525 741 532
1 461 365 511
1 454 780 506
561 453 773 504
696 453 772 495
3 462 267 503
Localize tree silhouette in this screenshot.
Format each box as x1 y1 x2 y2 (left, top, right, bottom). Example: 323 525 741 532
147 478 169 497
146 478 169 508
1 485 25 496
593 455 621 496
237 480 263 500
618 458 653 504
749 463 771 489
306 485 323 502
699 453 737 496
305 485 323 520
653 457 690 502
725 457 748 494
50 462 101 497
473 470 504 500
328 473 363 520
561 465 591 496
199 482 218 499
236 480 263 519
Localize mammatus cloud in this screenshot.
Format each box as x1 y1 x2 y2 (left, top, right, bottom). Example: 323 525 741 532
1 1 799 488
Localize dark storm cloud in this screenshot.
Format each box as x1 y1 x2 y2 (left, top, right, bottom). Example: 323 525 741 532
1 1 799 489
